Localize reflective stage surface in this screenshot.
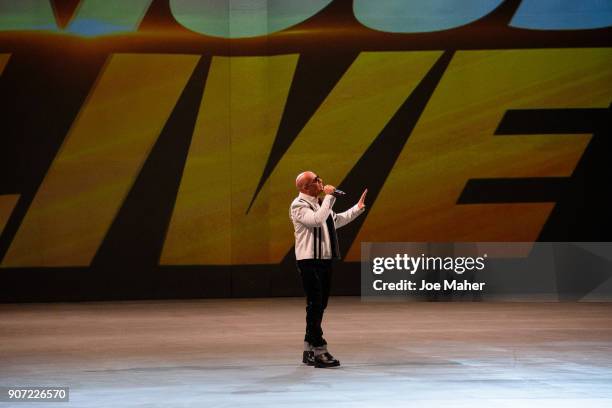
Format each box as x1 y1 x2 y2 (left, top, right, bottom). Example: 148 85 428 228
1 298 611 407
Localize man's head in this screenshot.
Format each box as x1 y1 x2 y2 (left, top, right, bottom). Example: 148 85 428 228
295 171 323 197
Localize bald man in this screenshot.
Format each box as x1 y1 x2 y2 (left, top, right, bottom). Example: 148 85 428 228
290 171 367 368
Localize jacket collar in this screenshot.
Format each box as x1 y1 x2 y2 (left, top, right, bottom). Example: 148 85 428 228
298 192 319 206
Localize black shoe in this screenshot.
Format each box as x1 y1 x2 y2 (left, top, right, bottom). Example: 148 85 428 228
314 352 340 368
302 351 315 366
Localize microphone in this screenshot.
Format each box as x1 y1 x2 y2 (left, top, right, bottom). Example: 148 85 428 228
333 189 346 197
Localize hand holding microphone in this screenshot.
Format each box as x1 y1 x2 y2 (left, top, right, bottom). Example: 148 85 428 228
323 184 368 208
323 185 336 195
323 185 346 197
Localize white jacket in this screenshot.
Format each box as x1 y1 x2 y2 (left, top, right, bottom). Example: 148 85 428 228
289 192 365 260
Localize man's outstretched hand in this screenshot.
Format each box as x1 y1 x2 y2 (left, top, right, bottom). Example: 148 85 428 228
358 189 368 209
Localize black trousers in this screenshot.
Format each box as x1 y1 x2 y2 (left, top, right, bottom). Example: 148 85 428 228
297 259 332 348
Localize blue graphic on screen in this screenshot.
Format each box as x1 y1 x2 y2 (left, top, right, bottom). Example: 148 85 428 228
353 0 504 33
510 0 612 30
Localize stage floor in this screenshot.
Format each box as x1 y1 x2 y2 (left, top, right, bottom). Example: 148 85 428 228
1 298 612 407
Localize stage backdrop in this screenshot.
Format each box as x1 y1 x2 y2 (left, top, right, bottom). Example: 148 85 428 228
0 0 610 301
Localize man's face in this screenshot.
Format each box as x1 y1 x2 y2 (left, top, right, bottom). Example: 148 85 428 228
305 174 324 196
